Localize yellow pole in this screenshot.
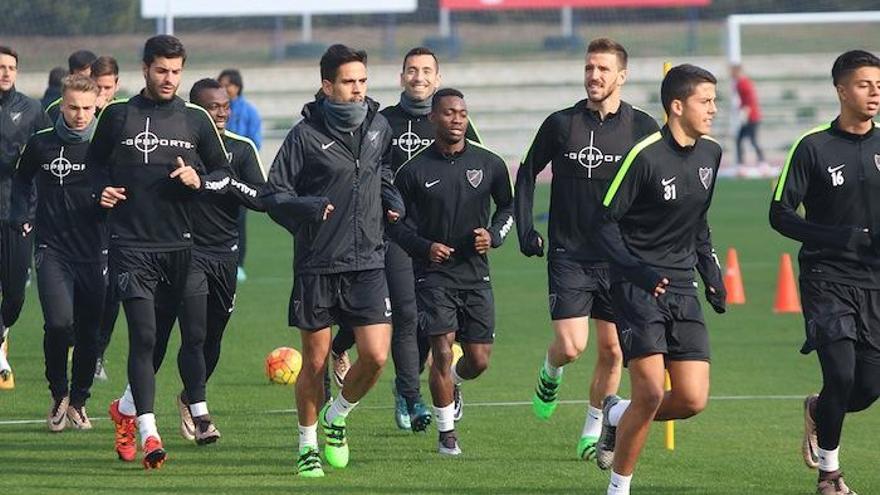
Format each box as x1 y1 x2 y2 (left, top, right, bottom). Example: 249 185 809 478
662 60 675 452
664 372 674 450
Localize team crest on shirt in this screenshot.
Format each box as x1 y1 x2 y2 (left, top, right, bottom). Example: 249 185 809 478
699 167 713 190
10 112 22 125
875 154 880 172
466 169 483 188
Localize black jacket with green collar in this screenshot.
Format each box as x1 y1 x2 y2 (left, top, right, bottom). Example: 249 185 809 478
388 140 514 289
515 100 659 262
770 119 880 288
85 93 232 251
596 125 724 298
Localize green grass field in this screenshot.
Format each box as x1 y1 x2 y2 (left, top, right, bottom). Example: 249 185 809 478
1 180 878 494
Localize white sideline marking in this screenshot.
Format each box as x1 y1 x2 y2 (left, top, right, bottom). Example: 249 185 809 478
0 395 805 426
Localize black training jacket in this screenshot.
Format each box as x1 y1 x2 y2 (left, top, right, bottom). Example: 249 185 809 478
194 131 267 259
263 96 404 275
11 127 106 262
515 100 659 262
381 102 481 172
388 140 514 289
0 87 50 221
596 126 723 295
85 93 232 251
770 119 880 288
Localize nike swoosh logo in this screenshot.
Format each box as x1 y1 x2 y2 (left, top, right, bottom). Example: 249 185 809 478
827 164 846 173
425 180 441 188
384 310 393 317
321 141 335 150
661 177 676 186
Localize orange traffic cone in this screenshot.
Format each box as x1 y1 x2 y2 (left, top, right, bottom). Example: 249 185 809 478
725 247 746 305
774 253 801 313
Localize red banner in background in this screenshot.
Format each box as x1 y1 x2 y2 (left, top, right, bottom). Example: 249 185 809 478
441 0 709 10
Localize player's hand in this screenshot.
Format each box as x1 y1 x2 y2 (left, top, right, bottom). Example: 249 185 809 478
653 277 669 297
322 204 335 221
100 186 127 208
386 209 401 223
474 228 492 254
169 156 201 190
706 285 727 314
520 229 544 257
429 243 455 264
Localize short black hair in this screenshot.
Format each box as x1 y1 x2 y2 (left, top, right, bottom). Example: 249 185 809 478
431 87 465 112
142 35 187 67
320 44 367 82
832 50 880 86
0 46 18 64
91 56 119 79
402 46 439 73
660 64 717 113
218 68 243 95
48 67 66 88
189 78 224 104
68 50 97 73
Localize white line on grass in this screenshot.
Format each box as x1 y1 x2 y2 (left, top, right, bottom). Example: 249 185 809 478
0 394 805 426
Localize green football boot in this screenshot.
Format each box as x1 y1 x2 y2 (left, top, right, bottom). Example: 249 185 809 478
576 435 599 461
296 446 325 478
320 402 350 468
532 367 562 420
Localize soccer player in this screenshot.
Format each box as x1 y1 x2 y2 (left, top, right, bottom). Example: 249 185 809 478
218 68 261 283
332 46 481 431
593 64 726 495
68 50 97 77
0 45 51 389
87 35 231 469
389 88 514 455
92 56 120 112
152 77 266 443
11 75 105 431
47 50 98 122
89 55 122 382
41 67 66 110
262 44 403 478
769 50 880 495
516 38 659 460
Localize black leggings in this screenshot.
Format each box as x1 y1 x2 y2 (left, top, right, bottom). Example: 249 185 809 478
37 250 105 406
125 297 160 415
152 258 237 405
96 291 121 358
816 339 880 449
0 221 33 332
